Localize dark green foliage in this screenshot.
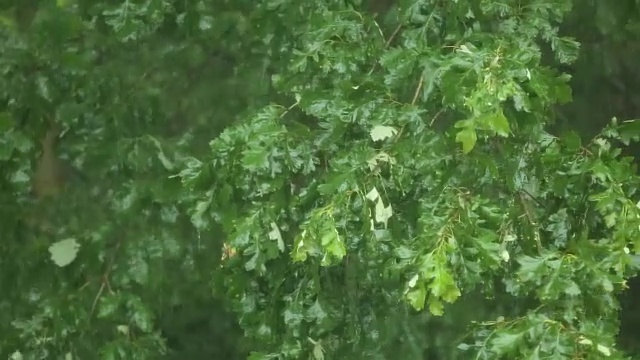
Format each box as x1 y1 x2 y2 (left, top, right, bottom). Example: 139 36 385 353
2 0 640 359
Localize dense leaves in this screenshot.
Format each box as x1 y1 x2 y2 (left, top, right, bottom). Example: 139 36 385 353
2 0 640 359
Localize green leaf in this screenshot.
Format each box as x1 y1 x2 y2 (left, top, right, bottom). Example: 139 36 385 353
516 255 549 281
551 36 580 64
147 135 175 171
268 222 285 252
394 246 415 259
312 341 325 360
490 332 524 355
615 119 640 144
596 344 611 357
477 110 510 136
247 352 275 360
320 228 346 265
245 252 260 271
97 295 121 319
370 125 398 141
242 146 270 170
563 281 581 296
306 300 328 322
455 127 477 154
427 297 444 316
128 297 154 333
190 196 212 230
365 187 380 202
406 285 427 311
374 197 392 228
48 238 80 267
429 268 461 303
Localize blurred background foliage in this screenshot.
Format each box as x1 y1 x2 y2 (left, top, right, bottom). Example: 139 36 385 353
1 0 640 359
556 1 640 355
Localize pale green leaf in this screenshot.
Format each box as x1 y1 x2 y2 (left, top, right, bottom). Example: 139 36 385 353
370 125 398 141
312 341 324 360
48 238 80 267
564 281 581 296
596 344 611 357
407 274 419 288
374 198 392 227
365 187 380 202
147 135 174 171
268 222 285 252
578 337 593 345
500 249 510 262
116 325 129 336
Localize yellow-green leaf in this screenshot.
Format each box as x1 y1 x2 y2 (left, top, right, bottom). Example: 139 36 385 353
406 285 427 311
427 297 444 316
455 127 477 154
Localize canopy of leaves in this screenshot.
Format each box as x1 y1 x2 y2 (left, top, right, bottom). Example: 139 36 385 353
2 0 640 359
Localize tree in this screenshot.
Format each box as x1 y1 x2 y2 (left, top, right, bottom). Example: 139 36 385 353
2 0 640 359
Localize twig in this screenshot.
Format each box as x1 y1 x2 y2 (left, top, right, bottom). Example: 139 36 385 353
393 78 438 142
78 276 95 292
89 240 121 317
90 281 106 316
366 24 404 77
518 188 545 208
429 109 445 127
280 101 299 119
411 76 424 105
385 24 403 48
